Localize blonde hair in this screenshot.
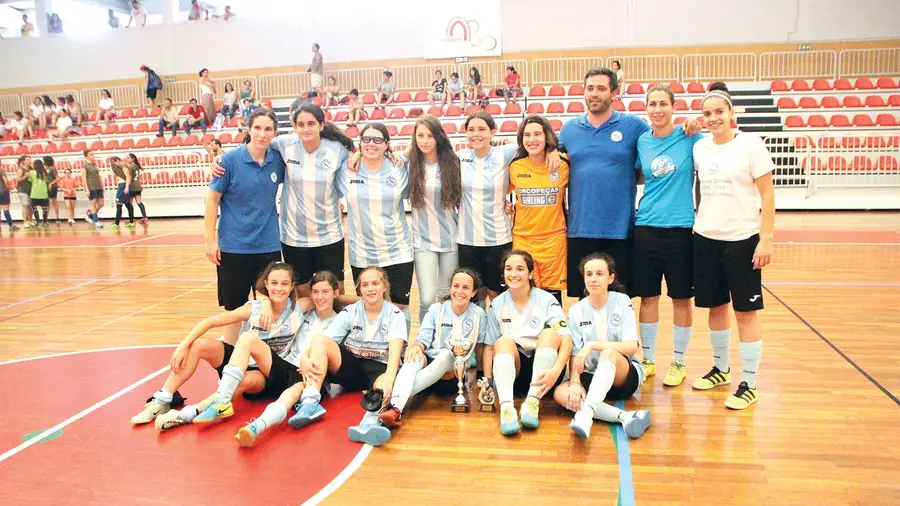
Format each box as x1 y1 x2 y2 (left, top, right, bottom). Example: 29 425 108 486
355 266 391 301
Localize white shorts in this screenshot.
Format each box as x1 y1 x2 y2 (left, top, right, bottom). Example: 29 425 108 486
311 73 323 88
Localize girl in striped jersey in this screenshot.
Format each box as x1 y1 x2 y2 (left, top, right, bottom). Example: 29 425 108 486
379 268 487 429
289 267 407 447
131 262 299 428
407 115 462 323
555 253 651 440
337 123 415 332
482 250 572 436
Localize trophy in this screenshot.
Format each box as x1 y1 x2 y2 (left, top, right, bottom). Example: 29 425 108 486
449 326 476 413
476 377 496 413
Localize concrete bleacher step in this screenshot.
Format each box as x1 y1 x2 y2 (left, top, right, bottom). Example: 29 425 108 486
738 115 782 125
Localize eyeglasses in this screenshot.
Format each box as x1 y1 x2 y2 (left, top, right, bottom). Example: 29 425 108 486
360 136 386 145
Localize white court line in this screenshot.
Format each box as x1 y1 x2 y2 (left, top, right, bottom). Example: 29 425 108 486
1 277 213 283
0 364 169 463
0 243 203 250
0 344 175 367
764 281 900 288
774 241 900 246
299 445 374 506
0 280 98 311
116 231 177 247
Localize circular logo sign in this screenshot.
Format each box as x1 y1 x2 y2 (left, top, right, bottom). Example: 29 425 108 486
610 131 623 142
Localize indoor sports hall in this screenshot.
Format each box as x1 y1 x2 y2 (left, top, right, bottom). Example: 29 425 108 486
0 1 898 505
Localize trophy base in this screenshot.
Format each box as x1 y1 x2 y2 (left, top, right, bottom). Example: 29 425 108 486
451 403 471 413
478 403 496 413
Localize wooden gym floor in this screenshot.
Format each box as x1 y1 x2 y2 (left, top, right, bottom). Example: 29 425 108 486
0 212 898 505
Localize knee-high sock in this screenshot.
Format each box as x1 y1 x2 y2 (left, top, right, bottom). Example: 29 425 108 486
390 355 425 411
114 204 122 225
33 206 42 223
41 207 49 223
410 349 455 397
138 202 147 218
250 403 287 433
215 364 244 403
493 353 516 407
672 325 692 362
640 322 659 363
710 329 732 372
3 210 13 227
527 347 558 399
124 201 135 223
739 340 762 389
584 361 625 424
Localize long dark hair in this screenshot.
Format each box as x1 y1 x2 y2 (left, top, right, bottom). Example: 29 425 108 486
41 95 54 108
42 155 55 168
408 115 460 211
128 153 142 171
578 252 626 294
224 82 234 93
502 249 536 289
469 67 481 85
32 159 47 180
359 123 393 157
438 268 482 302
514 115 559 161
292 102 355 151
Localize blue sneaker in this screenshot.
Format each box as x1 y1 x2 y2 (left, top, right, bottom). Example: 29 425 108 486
519 397 540 429
622 410 652 439
288 401 326 429
348 424 391 447
234 423 260 448
499 404 521 436
193 401 233 424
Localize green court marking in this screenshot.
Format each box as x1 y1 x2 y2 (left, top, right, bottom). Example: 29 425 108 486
21 429 63 444
608 424 622 506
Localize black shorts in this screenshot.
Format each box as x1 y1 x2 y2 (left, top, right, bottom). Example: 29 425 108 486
31 198 49 207
147 88 159 100
351 261 414 305
580 358 640 401
513 349 567 396
215 341 236 378
632 226 693 300
47 188 58 199
380 93 390 102
693 233 763 313
64 196 76 201
281 240 346 287
130 190 142 197
89 189 104 201
567 237 632 298
216 250 282 310
115 183 131 204
243 347 303 400
326 345 388 392
457 242 511 293
0 192 9 206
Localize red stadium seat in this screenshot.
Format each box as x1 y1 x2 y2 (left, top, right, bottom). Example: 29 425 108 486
135 138 150 149
166 136 182 147
793 136 812 149
504 103 522 115
876 77 898 89
445 105 463 117
400 124 415 137
672 99 688 111
385 125 398 137
217 133 232 144
807 115 828 128
802 156 824 172
547 85 564 96
690 99 702 110
865 95 886 107
852 114 875 127
549 119 562 132
568 84 584 96
427 106 443 117
87 125 102 136
334 111 349 122
841 136 862 149
865 136 888 148
812 79 832 91
232 132 246 144
770 80 789 92
361 93 375 105
611 101 625 112
784 115 806 128
500 121 518 132
526 103 545 114
546 102 564 114
798 97 819 109
875 114 898 127
833 78 852 91
820 96 840 109
777 97 798 109
103 124 120 135
227 117 240 128
311 96 323 107
183 135 199 146
485 104 502 115
628 101 646 112
852 156 874 171
150 136 165 148
370 108 386 120
179 105 191 115
120 139 135 150
201 134 215 145
72 141 87 152
465 104 481 115
406 108 421 119
89 140 104 151
669 82 685 94
687 82 706 93
344 126 359 139
413 91 429 102
829 114 851 128
394 92 411 103
816 136 838 149
791 79 811 91
58 142 72 153
0 146 14 156
105 139 119 150
888 95 900 107
119 108 134 119
674 117 686 125
29 144 43 155
135 123 150 133
44 142 58 154
388 108 405 120
854 77 875 90
529 85 547 97
134 108 148 118
120 124 135 134
442 123 457 135
877 155 899 170
842 96 863 108
625 83 644 95
567 102 585 113
827 156 848 171
263 100 272 108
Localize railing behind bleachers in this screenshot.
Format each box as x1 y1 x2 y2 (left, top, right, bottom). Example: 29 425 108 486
325 67 383 94
80 85 143 111
605 55 679 83
259 72 309 99
390 63 457 92
531 57 606 85
214 75 258 100
143 80 199 105
804 132 900 189
681 52 757 82
760 50 838 80
467 59 529 89
0 95 21 115
839 48 900 78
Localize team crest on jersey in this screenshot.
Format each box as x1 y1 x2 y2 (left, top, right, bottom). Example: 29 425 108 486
610 314 622 327
610 131 623 142
548 171 560 182
651 155 676 178
528 316 541 329
380 323 389 336
463 317 474 332
270 172 278 183
386 176 397 188
708 161 721 174
321 158 332 170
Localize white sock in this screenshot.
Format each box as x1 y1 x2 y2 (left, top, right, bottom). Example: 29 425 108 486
527 347 558 399
390 356 425 411
359 409 381 426
300 386 321 405
739 340 762 389
409 349 455 398
589 402 626 424
180 404 198 423
585 360 615 413
252 403 287 433
493 353 516 407
152 389 173 404
215 364 244 404
672 325 692 362
710 329 732 372
639 322 659 363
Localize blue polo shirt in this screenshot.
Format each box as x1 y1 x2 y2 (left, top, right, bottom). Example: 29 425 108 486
559 111 650 240
209 144 285 254
636 128 703 228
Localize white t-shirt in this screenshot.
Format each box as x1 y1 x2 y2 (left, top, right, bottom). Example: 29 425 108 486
693 132 774 241
131 6 148 26
99 98 115 111
29 104 44 119
56 115 73 131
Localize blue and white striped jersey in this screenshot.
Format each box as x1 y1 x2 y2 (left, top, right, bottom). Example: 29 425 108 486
239 299 304 366
411 161 459 253
567 292 644 383
483 287 570 356
415 301 486 359
336 157 413 267
325 300 408 365
457 144 518 247
272 135 348 248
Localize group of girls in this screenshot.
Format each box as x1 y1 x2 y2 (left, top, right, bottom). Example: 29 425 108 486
11 154 79 228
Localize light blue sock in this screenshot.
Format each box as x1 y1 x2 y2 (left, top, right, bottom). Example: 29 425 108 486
401 307 411 337
493 353 516 406
639 322 659 363
152 389 173 404
300 386 321 405
215 364 244 403
739 340 762 389
672 325 692 362
252 403 287 433
710 329 732 373
180 405 198 422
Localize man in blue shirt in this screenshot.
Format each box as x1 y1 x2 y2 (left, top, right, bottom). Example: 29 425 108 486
206 108 286 344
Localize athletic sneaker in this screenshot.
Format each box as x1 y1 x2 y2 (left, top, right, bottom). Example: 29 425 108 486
621 410 652 439
691 366 731 390
109 223 120 230
67 219 75 225
84 210 92 223
663 360 687 387
130 399 169 425
193 401 233 423
348 424 391 447
93 221 104 228
499 403 521 436
155 409 189 432
235 423 260 448
519 397 540 429
641 359 656 378
724 382 758 410
569 409 594 439
288 401 325 429
378 406 403 429
125 222 136 229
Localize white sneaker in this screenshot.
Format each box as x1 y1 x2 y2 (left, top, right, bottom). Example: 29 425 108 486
621 410 652 439
155 409 189 432
519 397 540 429
67 219 76 225
569 409 594 439
131 399 169 425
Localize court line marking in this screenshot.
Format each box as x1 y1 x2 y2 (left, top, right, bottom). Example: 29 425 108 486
0 280 98 311
0 243 204 250
116 231 177 247
763 285 900 407
612 399 636 506
299 445 374 506
0 364 170 463
0 344 175 367
0 277 214 283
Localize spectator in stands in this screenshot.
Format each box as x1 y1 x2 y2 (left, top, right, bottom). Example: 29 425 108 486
467 67 484 109
48 13 63 34
141 65 163 107
98 89 116 126
221 83 237 120
0 113 7 138
108 9 120 28
53 96 68 124
239 80 257 114
309 43 324 94
323 76 341 111
502 66 523 105
217 5 236 21
11 112 29 141
58 167 78 225
51 109 75 142
612 61 625 94
347 89 364 127
429 70 447 107
188 0 209 21
66 95 84 126
21 14 33 36
128 1 148 28
375 71 394 110
445 72 465 108
183 98 208 135
29 97 50 132
158 98 180 137
199 68 216 123
239 98 258 129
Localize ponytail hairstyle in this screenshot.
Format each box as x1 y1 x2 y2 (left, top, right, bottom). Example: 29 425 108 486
32 159 47 180
292 102 355 152
309 270 343 312
355 266 391 301
702 81 732 110
254 261 298 303
128 153 142 171
578 252 626 295
408 115 461 211
438 268 482 302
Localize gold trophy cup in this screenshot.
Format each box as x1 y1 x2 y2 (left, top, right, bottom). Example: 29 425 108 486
449 330 475 413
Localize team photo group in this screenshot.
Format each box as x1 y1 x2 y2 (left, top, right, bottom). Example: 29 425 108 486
129 65 776 449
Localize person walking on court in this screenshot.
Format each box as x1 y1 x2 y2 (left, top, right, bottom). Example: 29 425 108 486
108 156 135 230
